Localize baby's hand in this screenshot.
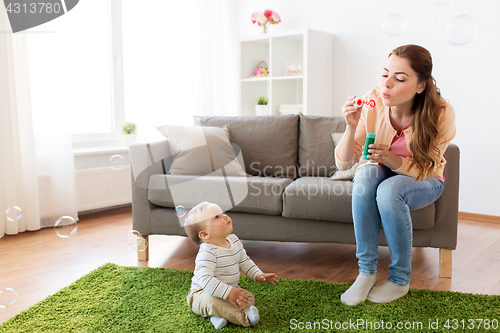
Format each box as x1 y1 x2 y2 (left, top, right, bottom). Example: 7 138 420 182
228 287 248 309
256 273 279 286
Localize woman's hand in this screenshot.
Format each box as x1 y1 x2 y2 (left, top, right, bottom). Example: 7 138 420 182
368 144 402 170
342 96 362 129
256 273 279 286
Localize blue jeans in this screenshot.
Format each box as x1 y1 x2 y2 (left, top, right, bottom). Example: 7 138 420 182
352 163 444 285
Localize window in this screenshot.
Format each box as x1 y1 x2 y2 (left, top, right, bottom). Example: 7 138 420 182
26 0 203 147
121 0 202 134
66 0 114 135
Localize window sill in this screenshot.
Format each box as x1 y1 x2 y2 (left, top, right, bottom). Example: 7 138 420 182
73 145 130 170
73 145 129 157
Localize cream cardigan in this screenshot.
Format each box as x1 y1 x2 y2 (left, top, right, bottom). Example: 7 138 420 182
335 88 456 179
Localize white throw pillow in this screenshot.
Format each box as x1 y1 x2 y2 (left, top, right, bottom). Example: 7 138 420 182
155 124 247 176
330 132 367 181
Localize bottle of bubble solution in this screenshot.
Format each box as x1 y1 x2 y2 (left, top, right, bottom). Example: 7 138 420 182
362 133 376 160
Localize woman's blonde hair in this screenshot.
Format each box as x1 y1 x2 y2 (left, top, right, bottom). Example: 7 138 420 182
390 45 445 181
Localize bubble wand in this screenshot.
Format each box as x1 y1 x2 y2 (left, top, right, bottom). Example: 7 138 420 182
352 97 376 108
352 96 377 160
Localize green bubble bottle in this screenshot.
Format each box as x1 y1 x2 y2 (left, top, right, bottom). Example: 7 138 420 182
362 133 376 160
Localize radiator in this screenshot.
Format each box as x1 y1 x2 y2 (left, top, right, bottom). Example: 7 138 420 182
75 165 132 212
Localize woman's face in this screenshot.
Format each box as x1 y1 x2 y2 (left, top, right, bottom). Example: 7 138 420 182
380 55 426 108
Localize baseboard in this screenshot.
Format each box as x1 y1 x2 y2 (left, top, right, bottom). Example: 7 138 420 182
78 204 132 216
458 212 500 224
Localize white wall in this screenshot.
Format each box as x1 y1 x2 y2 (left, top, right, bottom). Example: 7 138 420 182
239 0 500 216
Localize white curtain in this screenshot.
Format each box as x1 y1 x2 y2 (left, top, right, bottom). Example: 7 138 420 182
25 20 79 228
197 0 239 117
0 11 40 237
0 7 78 237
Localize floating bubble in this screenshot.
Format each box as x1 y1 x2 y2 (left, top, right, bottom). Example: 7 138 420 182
175 205 186 217
446 15 478 45
5 206 22 222
126 230 147 252
432 0 449 5
110 155 124 170
126 230 142 246
382 14 407 36
54 216 78 238
0 288 17 308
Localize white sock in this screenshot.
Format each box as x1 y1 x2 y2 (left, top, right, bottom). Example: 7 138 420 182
210 316 228 329
340 273 377 306
247 305 260 326
367 280 409 303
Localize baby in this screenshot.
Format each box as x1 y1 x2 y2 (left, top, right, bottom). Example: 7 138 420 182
184 202 278 329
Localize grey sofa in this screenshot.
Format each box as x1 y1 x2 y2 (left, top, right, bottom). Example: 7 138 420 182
129 114 460 278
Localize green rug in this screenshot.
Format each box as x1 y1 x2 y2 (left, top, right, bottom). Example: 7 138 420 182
1 263 499 332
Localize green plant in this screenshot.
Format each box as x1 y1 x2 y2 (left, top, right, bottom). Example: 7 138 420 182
257 96 268 105
121 122 137 134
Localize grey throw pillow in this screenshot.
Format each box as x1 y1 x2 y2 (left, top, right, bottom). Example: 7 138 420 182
194 115 299 178
297 114 346 177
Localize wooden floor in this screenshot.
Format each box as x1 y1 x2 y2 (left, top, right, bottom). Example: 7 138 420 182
1 206 500 324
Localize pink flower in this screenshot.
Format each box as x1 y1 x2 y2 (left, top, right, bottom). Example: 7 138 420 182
263 9 280 24
251 9 280 29
270 11 281 24
251 12 259 24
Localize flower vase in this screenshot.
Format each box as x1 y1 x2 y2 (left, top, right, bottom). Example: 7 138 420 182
261 21 270 34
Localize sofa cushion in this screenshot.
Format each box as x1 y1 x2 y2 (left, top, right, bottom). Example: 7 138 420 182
298 114 346 177
155 124 247 176
283 177 353 223
148 174 293 216
194 115 299 178
282 177 436 229
233 176 294 215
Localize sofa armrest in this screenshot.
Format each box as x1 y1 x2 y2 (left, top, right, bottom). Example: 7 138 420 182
431 143 460 250
129 140 173 237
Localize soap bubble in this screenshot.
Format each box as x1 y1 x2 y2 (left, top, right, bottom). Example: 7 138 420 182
446 15 478 45
126 230 142 246
382 14 407 36
110 155 124 170
432 0 449 5
5 206 22 222
126 230 147 252
175 205 186 217
54 216 78 238
0 288 17 308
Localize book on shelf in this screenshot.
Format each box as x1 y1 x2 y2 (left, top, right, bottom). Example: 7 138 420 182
279 109 303 114
280 104 303 109
279 103 303 114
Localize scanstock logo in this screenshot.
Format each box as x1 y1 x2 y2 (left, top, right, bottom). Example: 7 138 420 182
3 0 79 33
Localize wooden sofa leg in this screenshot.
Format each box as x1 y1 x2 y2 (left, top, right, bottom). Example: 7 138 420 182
138 235 149 261
439 248 452 278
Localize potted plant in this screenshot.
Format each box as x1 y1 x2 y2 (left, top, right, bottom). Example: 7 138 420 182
255 96 269 116
122 122 138 146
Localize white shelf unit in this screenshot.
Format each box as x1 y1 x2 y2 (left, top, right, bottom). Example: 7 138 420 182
239 28 334 116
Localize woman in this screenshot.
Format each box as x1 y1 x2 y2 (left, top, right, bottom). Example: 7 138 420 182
336 45 456 306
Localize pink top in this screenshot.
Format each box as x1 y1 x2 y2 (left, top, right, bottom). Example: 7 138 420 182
388 123 445 182
389 124 412 158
